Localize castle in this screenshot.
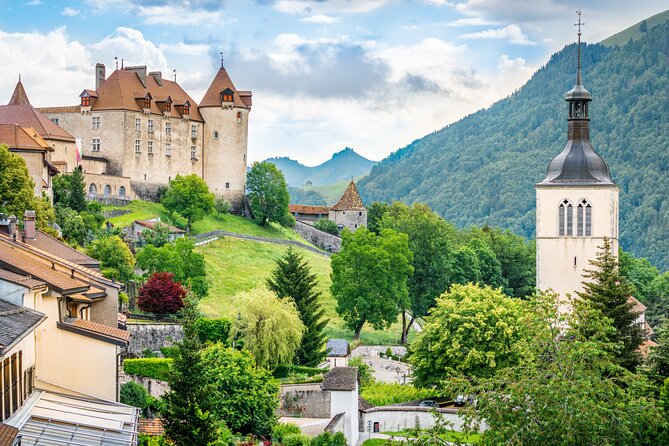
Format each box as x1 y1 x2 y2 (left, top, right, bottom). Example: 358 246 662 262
35 60 251 209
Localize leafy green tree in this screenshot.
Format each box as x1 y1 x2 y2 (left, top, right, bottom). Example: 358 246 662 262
56 205 87 246
409 283 527 386
86 235 135 282
620 249 659 302
162 297 221 446
314 218 339 235
648 319 669 386
647 272 669 327
451 245 480 285
214 196 230 217
202 344 280 436
120 381 152 416
230 289 305 368
466 237 507 290
53 167 87 212
451 291 666 446
578 237 644 371
162 174 215 233
137 222 171 248
136 237 208 297
477 226 535 297
366 201 389 234
379 202 457 343
311 432 346 446
246 161 291 226
348 357 375 387
266 248 328 366
194 318 232 345
331 227 413 340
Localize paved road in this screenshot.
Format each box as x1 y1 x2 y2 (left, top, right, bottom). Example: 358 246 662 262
191 230 331 256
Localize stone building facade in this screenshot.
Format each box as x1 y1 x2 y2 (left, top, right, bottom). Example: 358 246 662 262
289 181 368 232
40 62 251 209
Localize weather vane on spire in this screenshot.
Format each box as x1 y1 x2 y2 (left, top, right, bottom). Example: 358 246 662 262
574 10 585 76
220 51 224 68
575 9 585 37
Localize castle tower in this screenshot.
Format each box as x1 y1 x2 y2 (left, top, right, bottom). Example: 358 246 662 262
535 14 619 303
199 58 252 211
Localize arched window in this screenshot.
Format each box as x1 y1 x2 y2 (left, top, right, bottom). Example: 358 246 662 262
119 186 126 198
558 199 573 236
104 185 111 197
577 199 592 236
88 183 97 195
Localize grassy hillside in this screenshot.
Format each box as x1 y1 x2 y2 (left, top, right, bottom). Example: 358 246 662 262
197 237 409 345
601 9 669 47
360 20 669 269
103 200 303 241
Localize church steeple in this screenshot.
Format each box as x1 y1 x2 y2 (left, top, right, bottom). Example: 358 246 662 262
538 10 614 186
8 77 31 106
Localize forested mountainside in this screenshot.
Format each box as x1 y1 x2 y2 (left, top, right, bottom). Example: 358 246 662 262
359 19 669 269
265 147 376 187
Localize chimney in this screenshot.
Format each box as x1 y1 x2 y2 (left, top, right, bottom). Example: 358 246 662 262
8 215 17 241
95 63 106 91
24 210 36 240
126 66 147 87
149 71 163 86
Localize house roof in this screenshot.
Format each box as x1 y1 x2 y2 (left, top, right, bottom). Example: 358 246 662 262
138 418 164 436
330 181 365 211
321 367 358 391
627 295 646 314
326 338 350 357
0 423 18 446
0 300 46 355
289 204 331 215
22 230 101 270
0 268 46 290
83 69 204 122
59 317 129 347
134 219 185 234
0 124 53 152
0 81 76 143
200 67 250 109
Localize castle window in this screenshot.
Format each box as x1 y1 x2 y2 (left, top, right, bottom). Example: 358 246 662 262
92 116 100 130
165 123 171 135
51 117 59 125
143 97 151 109
183 104 190 115
81 95 90 107
135 117 141 131
191 125 197 139
221 89 234 103
134 139 141 154
104 185 111 197
165 100 171 112
119 186 126 198
191 146 196 160
558 200 573 236
213 130 219 139
91 138 101 152
88 184 97 195
165 142 171 156
359 212 363 216
576 200 593 236
225 182 230 189
237 111 242 123
148 120 154 133
147 140 154 154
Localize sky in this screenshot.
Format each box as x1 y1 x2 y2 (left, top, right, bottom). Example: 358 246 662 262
0 1 666 165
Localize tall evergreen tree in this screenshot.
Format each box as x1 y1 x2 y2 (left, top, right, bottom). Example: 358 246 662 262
267 248 328 366
162 297 220 445
577 237 644 371
69 167 87 212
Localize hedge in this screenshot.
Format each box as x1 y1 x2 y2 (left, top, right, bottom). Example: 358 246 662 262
273 365 324 378
194 318 231 345
123 358 172 381
360 383 435 407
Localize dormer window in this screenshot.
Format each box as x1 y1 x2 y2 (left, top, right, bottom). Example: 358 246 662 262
165 99 172 112
183 103 190 115
221 88 234 103
144 97 151 108
81 95 90 107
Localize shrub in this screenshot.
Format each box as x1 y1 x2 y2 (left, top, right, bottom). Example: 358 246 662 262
120 381 150 411
283 433 310 446
215 197 230 216
272 423 301 444
349 357 375 387
314 219 339 235
138 272 187 314
311 432 346 446
123 358 172 381
272 365 324 379
360 383 434 407
194 318 231 345
160 346 178 359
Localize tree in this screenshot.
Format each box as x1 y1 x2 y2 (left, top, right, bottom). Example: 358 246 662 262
647 272 669 327
314 218 339 235
162 174 215 233
136 237 208 297
366 201 390 235
120 381 152 417
86 235 135 282
409 283 527 387
53 167 87 212
230 289 305 368
162 297 221 445
266 248 328 366
379 202 457 343
246 161 291 226
137 222 171 248
578 237 644 370
202 344 280 436
640 19 648 32
451 291 666 445
56 205 87 246
466 237 507 290
648 319 669 386
138 272 187 314
330 227 413 340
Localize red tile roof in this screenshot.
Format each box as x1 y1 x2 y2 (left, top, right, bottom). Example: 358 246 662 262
289 204 331 215
627 295 647 314
61 317 129 346
330 181 365 211
0 124 53 152
135 219 185 233
0 423 18 446
138 418 165 436
200 67 250 109
0 268 46 290
0 81 76 142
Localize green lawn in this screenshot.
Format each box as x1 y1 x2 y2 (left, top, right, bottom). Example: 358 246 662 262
382 429 481 444
196 237 410 345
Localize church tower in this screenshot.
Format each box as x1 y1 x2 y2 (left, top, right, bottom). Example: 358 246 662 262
536 13 619 303
199 56 252 212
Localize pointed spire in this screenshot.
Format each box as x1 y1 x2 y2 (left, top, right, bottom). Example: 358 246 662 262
575 9 584 87
8 78 30 105
565 10 591 102
220 51 224 69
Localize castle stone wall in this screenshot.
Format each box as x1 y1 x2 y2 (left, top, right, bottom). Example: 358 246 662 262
294 221 341 252
125 323 183 357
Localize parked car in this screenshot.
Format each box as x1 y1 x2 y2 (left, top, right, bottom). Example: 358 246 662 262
454 395 467 407
419 400 439 408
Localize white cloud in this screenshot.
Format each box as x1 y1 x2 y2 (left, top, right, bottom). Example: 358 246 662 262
26 0 43 5
460 24 536 45
454 0 568 22
424 0 453 5
89 27 168 71
274 0 388 15
159 41 210 56
301 14 339 24
496 54 534 91
136 5 223 26
445 17 499 27
62 7 80 16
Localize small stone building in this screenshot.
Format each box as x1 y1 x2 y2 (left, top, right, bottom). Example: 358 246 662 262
326 339 350 368
289 180 367 232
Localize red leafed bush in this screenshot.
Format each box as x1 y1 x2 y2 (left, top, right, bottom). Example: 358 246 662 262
138 272 187 314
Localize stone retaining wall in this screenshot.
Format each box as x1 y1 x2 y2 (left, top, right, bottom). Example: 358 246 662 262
126 323 183 357
120 372 169 398
278 383 331 418
294 221 341 253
